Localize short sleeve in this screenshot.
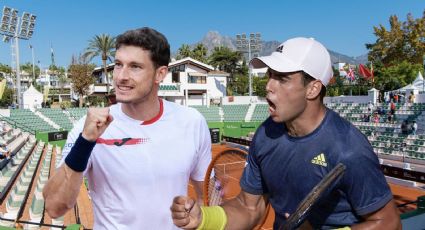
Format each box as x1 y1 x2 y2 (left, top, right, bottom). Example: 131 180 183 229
340 147 393 216
190 115 212 181
240 136 265 195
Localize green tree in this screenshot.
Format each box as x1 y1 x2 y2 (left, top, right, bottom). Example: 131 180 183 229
0 63 12 74
404 12 425 64
192 43 208 63
236 59 249 76
0 87 14 108
374 61 422 92
87 95 108 107
20 62 41 81
48 64 66 77
0 64 12 79
253 76 268 97
366 10 425 66
326 66 346 96
354 75 372 96
208 46 244 76
366 15 404 65
356 11 425 93
229 74 249 96
175 44 192 60
52 64 65 73
83 34 116 94
68 56 95 107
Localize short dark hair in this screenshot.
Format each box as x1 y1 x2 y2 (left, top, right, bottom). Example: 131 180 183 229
116 27 170 68
301 71 326 101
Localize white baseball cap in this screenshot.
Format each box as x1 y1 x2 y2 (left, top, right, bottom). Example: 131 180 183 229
250 37 333 86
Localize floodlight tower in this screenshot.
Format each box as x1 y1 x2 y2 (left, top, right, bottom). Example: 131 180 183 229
236 33 261 97
0 6 37 108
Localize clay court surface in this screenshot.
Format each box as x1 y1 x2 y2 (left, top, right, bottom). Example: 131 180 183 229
29 143 424 229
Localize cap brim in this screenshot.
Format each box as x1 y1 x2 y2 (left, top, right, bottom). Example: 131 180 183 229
250 52 301 73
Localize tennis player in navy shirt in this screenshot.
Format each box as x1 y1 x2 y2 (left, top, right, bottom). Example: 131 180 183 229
171 37 401 230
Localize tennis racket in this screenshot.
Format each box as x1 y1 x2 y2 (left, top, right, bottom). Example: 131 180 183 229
280 163 346 230
203 147 270 229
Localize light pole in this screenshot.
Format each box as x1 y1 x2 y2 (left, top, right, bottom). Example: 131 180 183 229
422 55 425 93
236 33 261 97
37 60 41 72
30 44 35 83
0 7 37 108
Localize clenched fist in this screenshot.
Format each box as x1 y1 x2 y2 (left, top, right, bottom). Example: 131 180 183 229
170 196 202 229
82 107 114 142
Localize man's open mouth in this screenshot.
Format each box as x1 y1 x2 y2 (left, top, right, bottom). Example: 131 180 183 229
266 98 276 112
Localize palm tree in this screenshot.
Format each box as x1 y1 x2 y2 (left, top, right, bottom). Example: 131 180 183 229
192 43 208 63
176 44 192 60
83 34 116 94
209 46 244 75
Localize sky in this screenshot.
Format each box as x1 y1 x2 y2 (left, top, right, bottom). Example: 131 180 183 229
0 0 424 69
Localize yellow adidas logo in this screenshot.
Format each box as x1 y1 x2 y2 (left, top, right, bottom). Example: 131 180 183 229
311 153 327 167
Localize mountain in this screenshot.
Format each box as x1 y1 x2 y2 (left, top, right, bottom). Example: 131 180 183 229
173 31 368 65
329 51 368 65
353 54 368 65
259 40 281 56
200 31 236 52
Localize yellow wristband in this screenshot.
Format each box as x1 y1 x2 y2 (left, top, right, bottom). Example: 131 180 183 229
335 227 351 230
197 206 227 230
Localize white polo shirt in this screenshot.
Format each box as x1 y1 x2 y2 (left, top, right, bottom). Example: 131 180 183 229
60 99 211 229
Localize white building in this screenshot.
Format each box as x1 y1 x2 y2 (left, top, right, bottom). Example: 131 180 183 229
35 69 72 104
92 63 114 94
160 57 228 106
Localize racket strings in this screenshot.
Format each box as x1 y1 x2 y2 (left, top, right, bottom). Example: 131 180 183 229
208 176 223 206
207 152 247 206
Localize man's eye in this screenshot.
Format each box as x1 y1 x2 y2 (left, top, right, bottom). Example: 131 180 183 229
278 77 287 82
271 74 286 82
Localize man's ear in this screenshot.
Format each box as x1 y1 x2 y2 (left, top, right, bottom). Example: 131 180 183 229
155 66 168 84
306 80 322 100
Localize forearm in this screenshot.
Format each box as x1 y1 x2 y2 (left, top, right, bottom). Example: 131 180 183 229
43 132 95 218
43 165 84 218
222 195 267 230
351 219 401 230
351 216 402 230
191 180 204 205
351 201 401 230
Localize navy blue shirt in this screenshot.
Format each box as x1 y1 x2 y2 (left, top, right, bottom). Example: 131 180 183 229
240 108 393 229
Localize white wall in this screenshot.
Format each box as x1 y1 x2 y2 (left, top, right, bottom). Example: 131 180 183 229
324 88 379 104
163 97 185 105
324 95 372 104
187 95 207 106
221 96 267 105
186 65 209 74
208 76 227 98
158 88 183 97
23 93 43 109
162 72 173 84
416 93 425 103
